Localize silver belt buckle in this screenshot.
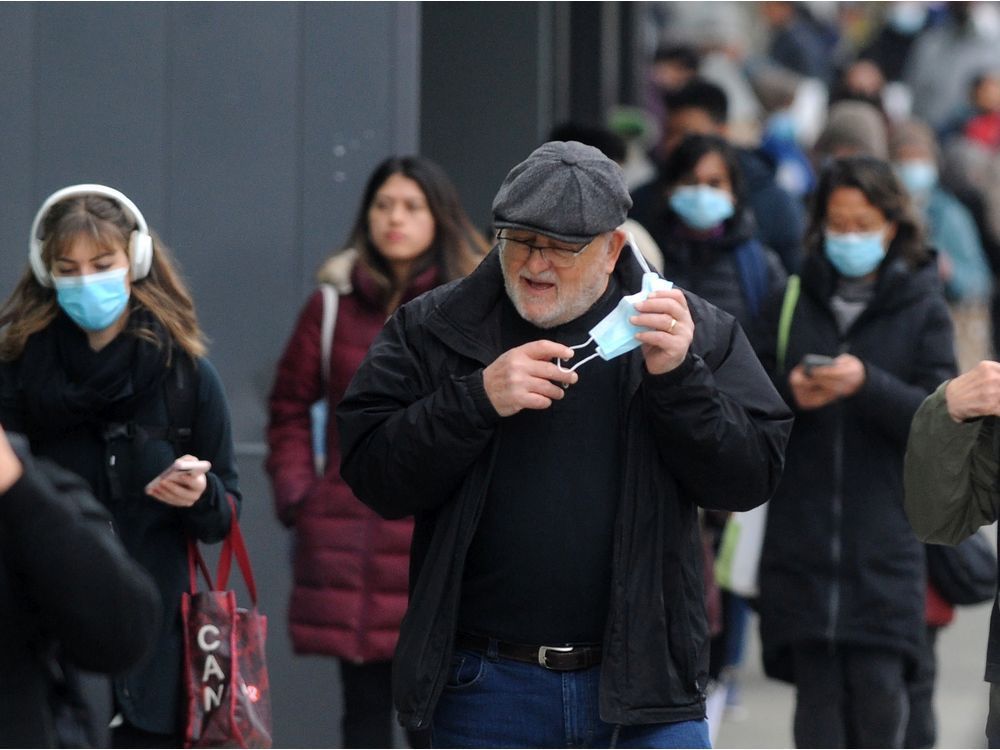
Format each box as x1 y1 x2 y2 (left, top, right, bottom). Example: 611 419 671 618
537 645 574 668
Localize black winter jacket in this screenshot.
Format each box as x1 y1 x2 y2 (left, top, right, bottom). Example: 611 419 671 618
0 355 240 736
0 433 160 748
751 252 957 683
337 248 793 730
633 209 788 330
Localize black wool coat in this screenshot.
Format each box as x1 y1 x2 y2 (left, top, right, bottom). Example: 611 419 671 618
751 251 957 682
337 247 793 730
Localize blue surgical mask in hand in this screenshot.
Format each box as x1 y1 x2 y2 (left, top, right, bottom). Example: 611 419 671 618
824 230 887 278
53 267 131 331
559 272 675 374
669 185 735 231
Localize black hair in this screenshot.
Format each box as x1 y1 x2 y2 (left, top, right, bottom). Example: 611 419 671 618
660 133 746 213
663 78 729 125
653 43 700 71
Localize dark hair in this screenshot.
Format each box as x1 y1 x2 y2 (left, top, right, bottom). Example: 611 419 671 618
341 156 487 309
663 78 729 125
971 69 1000 95
660 133 746 213
548 122 627 164
653 44 700 71
805 156 928 268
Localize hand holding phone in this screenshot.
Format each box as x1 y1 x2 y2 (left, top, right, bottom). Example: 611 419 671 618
145 458 212 495
801 353 836 376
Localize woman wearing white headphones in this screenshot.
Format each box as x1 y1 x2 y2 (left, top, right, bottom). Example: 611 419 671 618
0 185 241 747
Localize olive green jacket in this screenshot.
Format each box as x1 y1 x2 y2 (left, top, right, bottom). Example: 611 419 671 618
904 382 1000 544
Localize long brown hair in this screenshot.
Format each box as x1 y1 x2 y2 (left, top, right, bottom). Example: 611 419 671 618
0 192 206 361
335 156 487 309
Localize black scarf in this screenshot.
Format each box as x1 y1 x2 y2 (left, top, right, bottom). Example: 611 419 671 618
18 310 172 439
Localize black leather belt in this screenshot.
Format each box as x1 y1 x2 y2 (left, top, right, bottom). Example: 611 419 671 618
455 633 602 672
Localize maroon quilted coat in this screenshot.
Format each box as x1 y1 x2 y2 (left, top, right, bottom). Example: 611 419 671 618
266 249 439 662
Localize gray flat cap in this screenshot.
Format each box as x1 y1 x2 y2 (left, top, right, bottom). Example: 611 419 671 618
492 141 632 244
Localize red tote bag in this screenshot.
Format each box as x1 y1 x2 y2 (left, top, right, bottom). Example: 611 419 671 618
182 503 273 748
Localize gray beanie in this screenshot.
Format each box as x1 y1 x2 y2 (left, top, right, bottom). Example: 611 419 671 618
492 141 633 244
814 101 889 160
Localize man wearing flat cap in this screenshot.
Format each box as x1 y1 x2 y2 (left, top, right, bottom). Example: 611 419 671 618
337 141 792 747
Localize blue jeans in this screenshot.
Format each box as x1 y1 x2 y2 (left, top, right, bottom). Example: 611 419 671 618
431 645 711 748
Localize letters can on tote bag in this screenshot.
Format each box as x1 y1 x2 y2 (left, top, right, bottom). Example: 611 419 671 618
182 503 272 748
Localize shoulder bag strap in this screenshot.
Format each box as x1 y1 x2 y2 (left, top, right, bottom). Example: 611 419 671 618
776 274 801 375
319 283 339 389
214 495 258 605
187 538 214 594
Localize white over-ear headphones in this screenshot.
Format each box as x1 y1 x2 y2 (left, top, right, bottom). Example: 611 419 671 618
28 184 153 287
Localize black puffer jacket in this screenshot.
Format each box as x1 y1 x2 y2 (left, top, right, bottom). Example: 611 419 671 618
636 208 788 330
337 247 792 730
751 251 957 682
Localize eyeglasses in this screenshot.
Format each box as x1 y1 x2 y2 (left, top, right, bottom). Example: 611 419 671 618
497 232 595 268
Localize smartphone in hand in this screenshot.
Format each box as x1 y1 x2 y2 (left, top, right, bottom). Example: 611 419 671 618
145 458 211 494
801 353 836 376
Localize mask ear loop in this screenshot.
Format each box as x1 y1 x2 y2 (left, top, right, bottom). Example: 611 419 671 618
557 337 601 376
627 231 652 274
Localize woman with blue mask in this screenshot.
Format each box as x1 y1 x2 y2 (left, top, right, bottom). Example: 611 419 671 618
0 185 241 748
638 133 788 333
752 156 957 748
890 118 992 373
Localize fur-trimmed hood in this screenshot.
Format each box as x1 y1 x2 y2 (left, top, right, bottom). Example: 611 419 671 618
316 248 358 294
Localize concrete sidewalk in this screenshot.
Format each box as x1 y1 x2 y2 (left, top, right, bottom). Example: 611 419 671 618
714 604 993 748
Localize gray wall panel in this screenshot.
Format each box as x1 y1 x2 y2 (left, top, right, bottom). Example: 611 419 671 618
0 3 35 297
32 3 168 220
421 1 551 232
165 2 300 442
299 2 420 283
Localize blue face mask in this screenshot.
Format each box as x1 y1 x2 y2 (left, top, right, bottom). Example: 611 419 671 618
52 267 131 331
888 3 927 35
894 160 938 197
558 272 675 373
669 185 735 231
824 230 887 278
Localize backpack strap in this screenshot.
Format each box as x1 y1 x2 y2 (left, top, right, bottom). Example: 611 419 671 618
161 354 199 456
319 283 339 389
733 240 770 318
101 354 199 502
776 274 801 375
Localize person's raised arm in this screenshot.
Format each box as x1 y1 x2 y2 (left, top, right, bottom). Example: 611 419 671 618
0 426 160 673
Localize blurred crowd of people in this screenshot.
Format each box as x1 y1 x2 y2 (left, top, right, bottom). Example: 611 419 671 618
6 2 1000 748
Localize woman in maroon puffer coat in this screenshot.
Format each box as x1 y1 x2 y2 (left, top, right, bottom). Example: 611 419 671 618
266 156 487 748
